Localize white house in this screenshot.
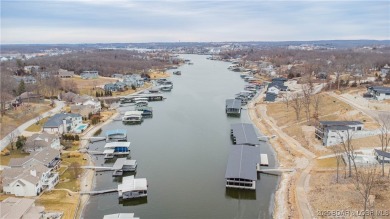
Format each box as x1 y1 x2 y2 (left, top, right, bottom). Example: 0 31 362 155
24 133 61 153
43 113 83 134
73 95 101 113
315 121 364 146
80 70 99 79
1 163 59 197
267 86 280 95
367 86 390 101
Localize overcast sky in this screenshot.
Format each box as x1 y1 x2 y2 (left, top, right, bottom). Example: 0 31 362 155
1 0 389 44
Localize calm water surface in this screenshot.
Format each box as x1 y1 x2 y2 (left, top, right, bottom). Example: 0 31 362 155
82 54 279 219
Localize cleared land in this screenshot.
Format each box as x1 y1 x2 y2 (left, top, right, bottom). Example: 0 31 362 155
61 76 117 96
36 190 79 219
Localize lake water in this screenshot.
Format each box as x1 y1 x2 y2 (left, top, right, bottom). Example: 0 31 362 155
82 54 279 219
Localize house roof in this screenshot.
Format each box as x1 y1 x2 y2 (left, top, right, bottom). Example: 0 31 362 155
265 92 277 102
25 133 58 150
0 197 39 219
375 149 390 158
226 99 242 109
8 148 60 167
231 123 259 145
272 77 287 82
225 145 260 181
319 121 363 126
2 163 49 186
43 113 81 128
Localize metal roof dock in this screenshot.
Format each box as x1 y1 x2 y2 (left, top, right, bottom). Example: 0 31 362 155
225 99 242 115
231 123 259 145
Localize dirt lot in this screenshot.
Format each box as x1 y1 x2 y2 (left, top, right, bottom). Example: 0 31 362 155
61 76 117 95
308 169 390 219
0 101 52 139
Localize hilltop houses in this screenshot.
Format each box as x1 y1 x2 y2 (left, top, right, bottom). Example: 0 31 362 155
43 113 83 134
80 70 99 79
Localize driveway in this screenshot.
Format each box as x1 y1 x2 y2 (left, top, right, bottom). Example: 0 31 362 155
0 100 65 150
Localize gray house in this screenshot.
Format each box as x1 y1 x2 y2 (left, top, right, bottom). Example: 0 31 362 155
80 71 99 79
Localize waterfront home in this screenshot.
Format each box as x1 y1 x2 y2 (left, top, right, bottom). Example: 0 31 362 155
225 99 242 116
80 70 99 79
43 113 83 134
123 74 144 88
1 163 59 196
118 175 147 200
374 149 390 163
231 123 259 146
72 95 101 113
9 147 61 170
104 82 127 92
225 145 260 190
366 86 390 101
106 129 127 142
24 133 61 153
103 142 131 159
264 92 277 102
103 213 139 219
0 197 46 219
58 69 74 78
122 111 143 124
315 121 364 146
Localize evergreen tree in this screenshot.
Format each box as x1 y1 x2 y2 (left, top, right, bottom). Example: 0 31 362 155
18 80 26 95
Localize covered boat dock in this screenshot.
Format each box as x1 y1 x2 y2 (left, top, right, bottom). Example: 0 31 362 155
106 129 127 142
230 123 260 146
225 99 242 116
225 145 260 190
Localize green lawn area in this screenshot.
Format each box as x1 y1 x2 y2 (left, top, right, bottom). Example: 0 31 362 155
25 117 49 132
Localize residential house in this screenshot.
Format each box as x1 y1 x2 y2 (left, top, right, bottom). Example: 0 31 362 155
17 92 43 103
104 82 127 92
43 113 83 134
80 70 99 79
112 73 124 79
70 105 95 118
58 69 74 78
14 76 37 84
366 86 390 101
2 163 59 196
264 92 277 102
23 65 40 73
8 147 61 170
73 95 101 113
374 149 390 163
24 133 61 153
315 121 364 146
123 75 144 88
104 83 117 92
0 197 45 219
267 86 280 95
380 64 390 77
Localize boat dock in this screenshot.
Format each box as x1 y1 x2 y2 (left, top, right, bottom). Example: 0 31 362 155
106 129 127 142
122 94 165 102
231 123 260 146
80 188 118 195
225 99 242 116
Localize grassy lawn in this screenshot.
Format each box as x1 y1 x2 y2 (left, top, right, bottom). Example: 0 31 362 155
0 102 52 138
0 146 29 166
56 153 87 192
36 190 79 219
25 117 49 132
315 157 341 168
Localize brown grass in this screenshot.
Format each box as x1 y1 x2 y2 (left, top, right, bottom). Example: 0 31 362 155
0 146 29 166
0 102 52 138
25 117 49 132
36 190 80 219
149 72 170 79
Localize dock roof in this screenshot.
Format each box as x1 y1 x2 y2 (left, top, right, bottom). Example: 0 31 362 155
231 123 259 145
225 145 260 181
105 129 127 136
375 149 390 158
112 158 136 170
104 142 131 149
103 213 138 219
118 175 147 192
319 121 363 126
226 99 242 109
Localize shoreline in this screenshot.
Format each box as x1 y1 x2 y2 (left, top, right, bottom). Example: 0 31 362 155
75 85 159 219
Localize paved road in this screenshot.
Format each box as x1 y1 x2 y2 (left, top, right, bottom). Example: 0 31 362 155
0 100 65 150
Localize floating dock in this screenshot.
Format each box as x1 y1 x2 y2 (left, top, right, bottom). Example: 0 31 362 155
230 123 260 146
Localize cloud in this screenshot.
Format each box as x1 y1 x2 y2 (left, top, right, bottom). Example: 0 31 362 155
1 0 389 43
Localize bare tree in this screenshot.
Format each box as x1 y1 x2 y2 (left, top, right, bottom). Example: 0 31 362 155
312 94 322 122
353 166 378 219
331 145 343 183
281 93 290 111
7 130 20 150
290 92 303 121
337 130 357 177
301 84 313 122
377 115 390 176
